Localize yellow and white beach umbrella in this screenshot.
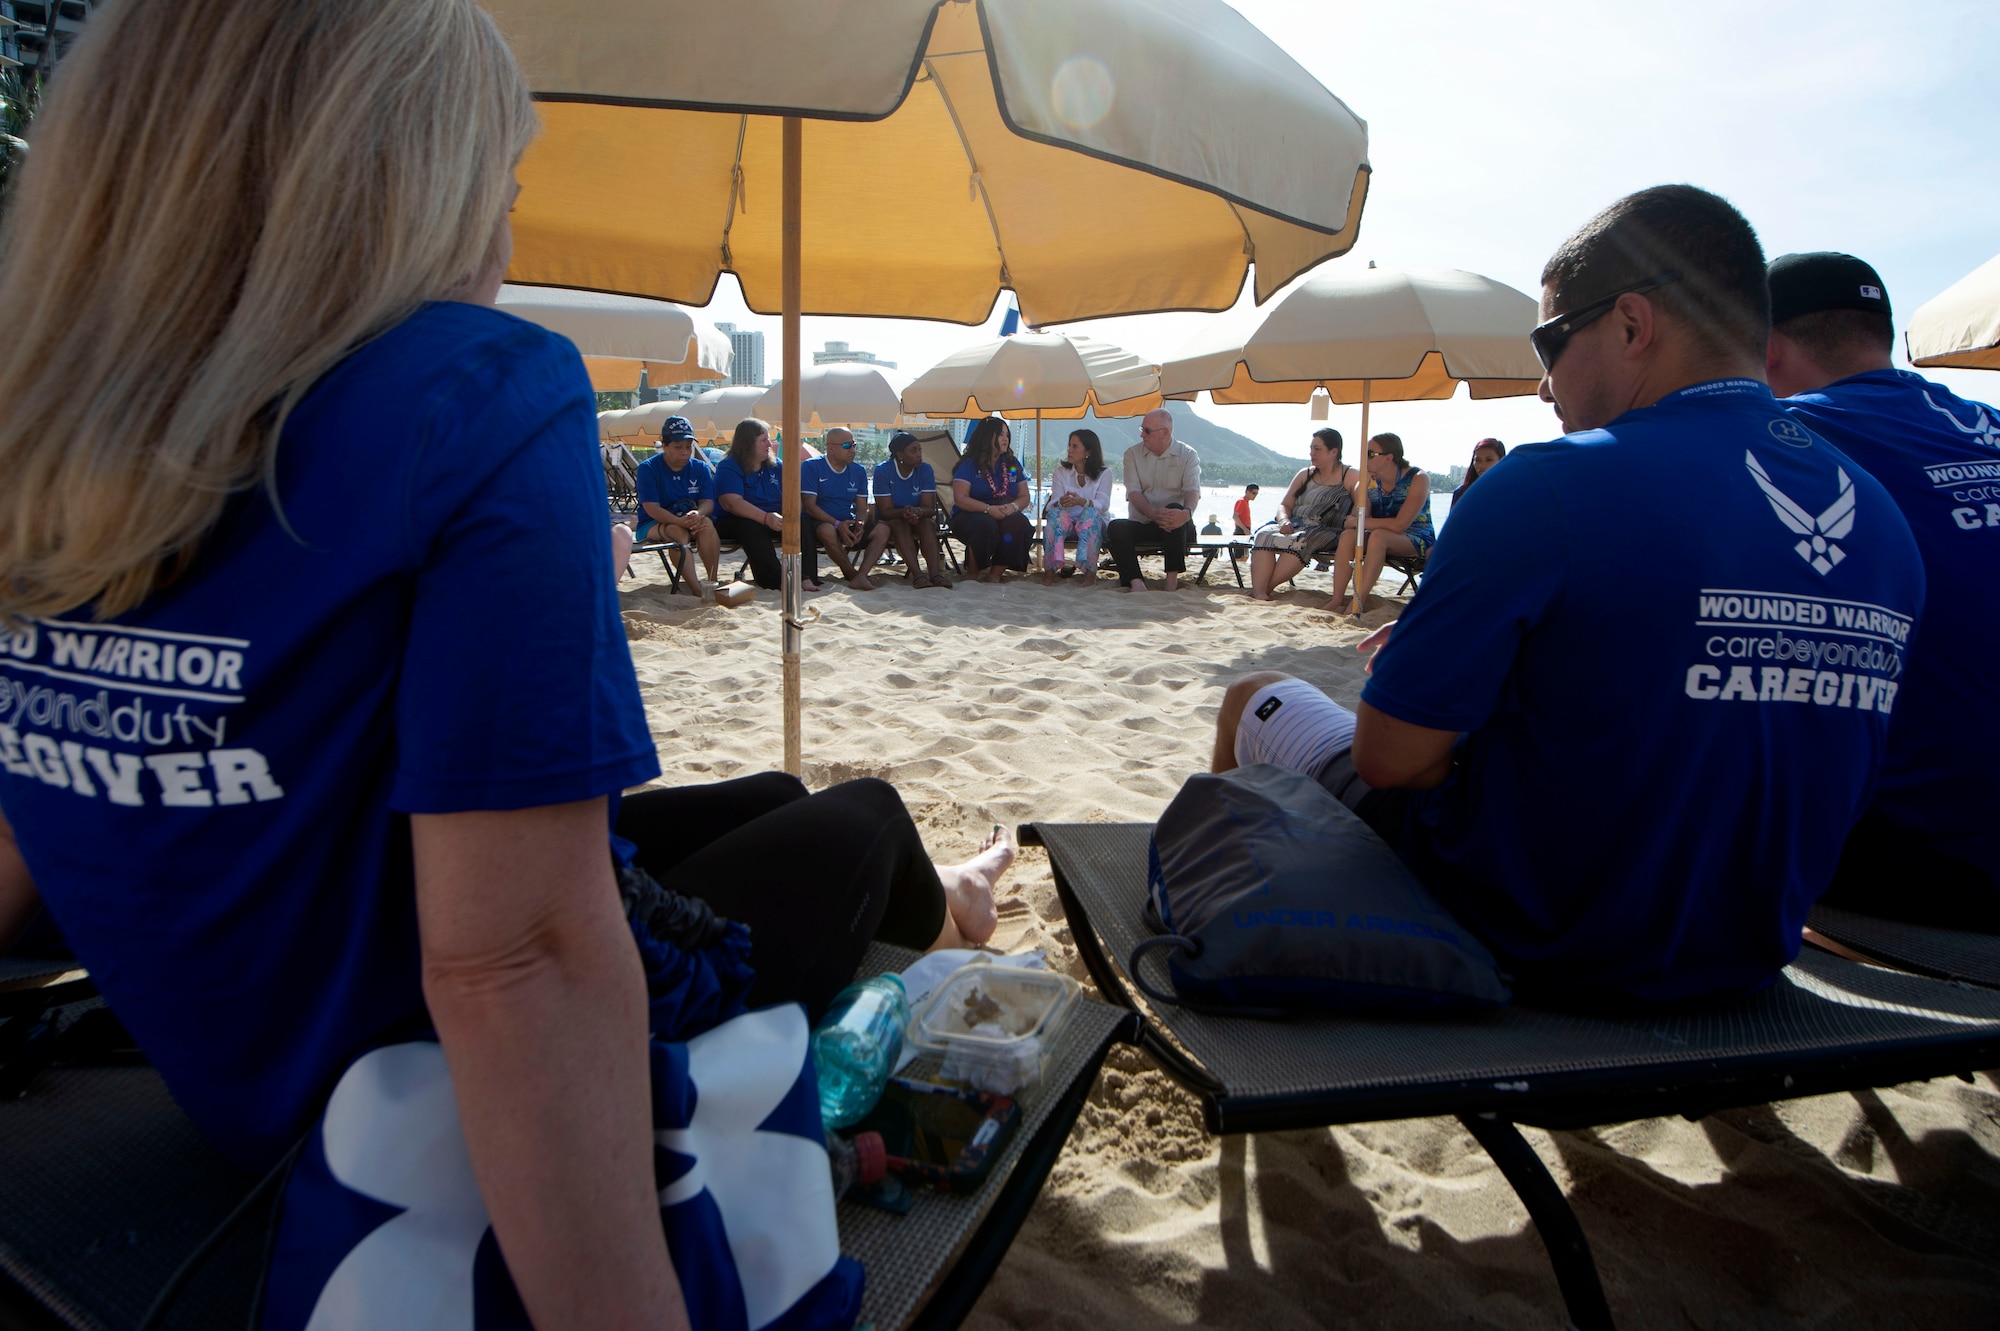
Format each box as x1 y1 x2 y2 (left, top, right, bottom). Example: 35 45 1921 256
753 363 906 430
1163 264 1544 612
902 330 1161 538
495 285 733 393
902 331 1161 420
489 0 1373 774
614 399 690 442
1906 253 2000 371
677 385 775 441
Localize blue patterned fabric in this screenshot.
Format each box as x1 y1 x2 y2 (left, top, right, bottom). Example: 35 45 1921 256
1369 465 1434 555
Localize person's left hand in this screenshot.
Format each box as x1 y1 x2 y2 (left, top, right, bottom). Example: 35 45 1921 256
1356 620 1394 673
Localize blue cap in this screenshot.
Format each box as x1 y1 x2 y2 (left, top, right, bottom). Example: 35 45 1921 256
660 415 697 443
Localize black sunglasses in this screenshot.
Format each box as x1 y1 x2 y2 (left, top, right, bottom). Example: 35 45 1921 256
1530 270 1682 371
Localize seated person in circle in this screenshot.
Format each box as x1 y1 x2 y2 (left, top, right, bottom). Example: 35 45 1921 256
711 416 786 590
950 416 1032 582
801 428 890 592
0 6 1024 1320
873 430 952 589
1233 483 1259 536
1452 437 1506 505
1211 185 1923 1007
1041 428 1113 585
1247 427 1357 601
1201 514 1223 535
1766 251 2000 927
1327 431 1433 616
633 414 722 600
1107 407 1203 593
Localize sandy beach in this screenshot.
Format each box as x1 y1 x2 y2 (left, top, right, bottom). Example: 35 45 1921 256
618 559 2000 1329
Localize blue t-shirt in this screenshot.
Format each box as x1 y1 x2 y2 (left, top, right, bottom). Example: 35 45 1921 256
634 452 715 536
1784 369 2000 879
0 303 660 1168
1362 379 1924 1004
874 458 937 510
952 453 1026 506
714 454 782 513
801 456 869 522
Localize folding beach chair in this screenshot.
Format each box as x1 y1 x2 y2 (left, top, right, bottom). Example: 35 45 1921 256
1024 820 2000 1331
629 532 751 592
912 430 966 576
602 441 642 516
1806 904 2000 989
0 943 1133 1331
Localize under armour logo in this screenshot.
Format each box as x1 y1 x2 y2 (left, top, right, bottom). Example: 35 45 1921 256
1746 451 1855 575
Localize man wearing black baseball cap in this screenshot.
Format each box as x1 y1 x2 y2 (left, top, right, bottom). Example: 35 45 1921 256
1770 252 2000 923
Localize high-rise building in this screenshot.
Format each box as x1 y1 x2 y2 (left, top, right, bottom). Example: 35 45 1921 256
714 322 765 387
4 1 95 71
812 340 895 370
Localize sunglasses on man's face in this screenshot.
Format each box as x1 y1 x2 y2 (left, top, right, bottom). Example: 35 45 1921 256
1529 270 1682 372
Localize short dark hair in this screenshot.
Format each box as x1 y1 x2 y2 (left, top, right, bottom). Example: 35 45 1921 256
1773 308 1894 366
1540 184 1769 359
1244 484 1260 495
1311 427 1343 457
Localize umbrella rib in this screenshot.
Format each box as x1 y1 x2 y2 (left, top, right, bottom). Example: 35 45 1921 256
923 56 1014 297
719 115 748 270
1224 200 1257 264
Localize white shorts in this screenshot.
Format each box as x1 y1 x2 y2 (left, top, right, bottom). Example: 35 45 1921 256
1232 677 1356 778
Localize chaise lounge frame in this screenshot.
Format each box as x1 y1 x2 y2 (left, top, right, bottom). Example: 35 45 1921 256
1025 820 2000 1331
0 944 1134 1331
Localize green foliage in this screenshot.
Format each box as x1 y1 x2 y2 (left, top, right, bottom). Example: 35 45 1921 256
0 67 42 215
595 390 636 412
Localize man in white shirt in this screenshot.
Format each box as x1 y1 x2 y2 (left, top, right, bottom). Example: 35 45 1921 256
1107 408 1202 592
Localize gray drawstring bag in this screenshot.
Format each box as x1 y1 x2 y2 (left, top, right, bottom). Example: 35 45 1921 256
1137 764 1511 1014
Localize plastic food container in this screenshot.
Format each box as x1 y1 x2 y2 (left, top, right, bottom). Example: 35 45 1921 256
904 959 1081 1096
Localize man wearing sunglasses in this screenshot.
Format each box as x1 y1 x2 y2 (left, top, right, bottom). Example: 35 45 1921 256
1766 252 2000 929
1216 185 1923 1007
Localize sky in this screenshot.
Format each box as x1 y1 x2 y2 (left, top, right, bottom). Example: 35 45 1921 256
661 0 2000 473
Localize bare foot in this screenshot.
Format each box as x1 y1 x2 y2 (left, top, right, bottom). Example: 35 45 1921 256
1124 578 1148 593
1079 569 1097 586
1164 573 1181 592
847 575 876 591
1040 567 1056 586
936 825 1014 947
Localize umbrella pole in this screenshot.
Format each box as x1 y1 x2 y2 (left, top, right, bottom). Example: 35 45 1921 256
1034 408 1043 565
781 116 804 777
1350 381 1370 616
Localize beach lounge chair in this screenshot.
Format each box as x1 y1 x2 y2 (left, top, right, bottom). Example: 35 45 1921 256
1024 820 2000 1331
602 441 643 515
913 429 968 577
1806 904 2000 989
0 943 1133 1331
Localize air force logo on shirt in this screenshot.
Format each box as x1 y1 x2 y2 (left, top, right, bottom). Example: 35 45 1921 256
1746 450 1855 575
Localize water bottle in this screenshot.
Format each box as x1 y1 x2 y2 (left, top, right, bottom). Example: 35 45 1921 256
812 973 908 1129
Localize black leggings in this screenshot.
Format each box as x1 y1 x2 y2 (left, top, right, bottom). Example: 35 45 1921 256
712 511 783 589
614 774 947 1018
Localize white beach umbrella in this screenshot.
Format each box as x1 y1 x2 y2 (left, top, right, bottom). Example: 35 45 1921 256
489 0 1373 774
753 363 906 430
1906 252 2000 371
677 385 777 440
496 285 733 391
614 399 690 441
1162 265 1544 612
902 331 1161 541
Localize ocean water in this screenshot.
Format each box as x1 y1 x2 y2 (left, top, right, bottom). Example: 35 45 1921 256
1036 483 1457 536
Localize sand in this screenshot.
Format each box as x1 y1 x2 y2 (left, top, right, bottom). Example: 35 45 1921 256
617 556 2000 1329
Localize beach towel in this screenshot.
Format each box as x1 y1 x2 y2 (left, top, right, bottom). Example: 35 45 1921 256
1139 765 1510 1014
